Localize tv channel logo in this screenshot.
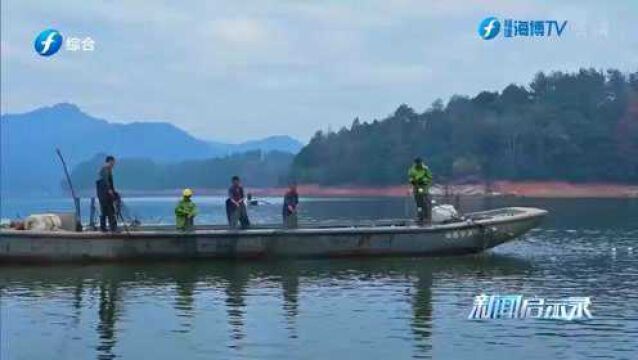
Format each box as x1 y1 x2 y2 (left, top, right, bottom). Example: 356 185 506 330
34 29 63 56
478 17 568 40
478 17 501 40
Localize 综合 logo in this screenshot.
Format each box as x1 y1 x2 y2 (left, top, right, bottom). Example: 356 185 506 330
34 29 63 56
478 17 501 40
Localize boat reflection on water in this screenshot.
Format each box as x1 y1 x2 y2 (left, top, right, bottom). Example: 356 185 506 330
0 255 530 359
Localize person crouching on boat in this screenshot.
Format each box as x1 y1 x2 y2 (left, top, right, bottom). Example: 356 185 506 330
175 188 197 231
96 155 118 232
408 157 433 225
282 182 299 228
226 176 250 229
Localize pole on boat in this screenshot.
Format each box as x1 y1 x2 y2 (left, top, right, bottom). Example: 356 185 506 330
55 148 82 232
89 197 97 230
403 187 410 220
114 196 131 236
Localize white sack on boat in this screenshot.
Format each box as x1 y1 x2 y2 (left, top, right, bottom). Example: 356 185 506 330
24 214 63 231
432 204 459 223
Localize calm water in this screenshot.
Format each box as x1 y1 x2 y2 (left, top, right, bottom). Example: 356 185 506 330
1 196 637 359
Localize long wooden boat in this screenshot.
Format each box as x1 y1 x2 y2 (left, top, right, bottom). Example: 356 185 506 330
0 207 546 263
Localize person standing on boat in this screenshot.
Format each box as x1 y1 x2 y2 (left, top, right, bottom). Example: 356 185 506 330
408 157 433 224
96 155 118 232
175 188 197 231
282 182 299 228
226 176 250 229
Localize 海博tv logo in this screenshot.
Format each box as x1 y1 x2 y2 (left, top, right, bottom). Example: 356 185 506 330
478 17 568 40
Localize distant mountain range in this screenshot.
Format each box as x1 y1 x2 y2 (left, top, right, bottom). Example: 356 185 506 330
208 135 303 156
0 103 303 195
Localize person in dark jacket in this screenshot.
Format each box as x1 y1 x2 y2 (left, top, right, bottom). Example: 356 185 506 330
282 183 299 228
96 155 118 232
226 176 250 229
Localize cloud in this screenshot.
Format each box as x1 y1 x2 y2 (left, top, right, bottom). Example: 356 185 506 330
1 1 637 141
210 17 272 46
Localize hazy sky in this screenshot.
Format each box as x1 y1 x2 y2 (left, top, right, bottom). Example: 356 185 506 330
1 0 637 142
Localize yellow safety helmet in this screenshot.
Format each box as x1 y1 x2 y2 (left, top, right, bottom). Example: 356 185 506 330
182 188 193 197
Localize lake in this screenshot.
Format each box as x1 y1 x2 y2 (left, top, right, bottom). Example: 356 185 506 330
1 196 637 359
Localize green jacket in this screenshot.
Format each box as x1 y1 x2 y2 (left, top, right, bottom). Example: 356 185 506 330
175 198 197 230
408 163 433 190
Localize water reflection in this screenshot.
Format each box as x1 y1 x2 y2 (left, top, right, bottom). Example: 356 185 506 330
223 265 250 347
96 281 120 360
1 198 636 359
0 254 531 359
174 272 196 331
72 281 83 327
411 267 433 357
280 265 300 339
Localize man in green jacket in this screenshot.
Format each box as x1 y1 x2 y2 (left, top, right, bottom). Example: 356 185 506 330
175 188 197 231
408 157 433 224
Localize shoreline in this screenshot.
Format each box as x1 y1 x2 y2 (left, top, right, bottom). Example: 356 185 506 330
76 181 638 199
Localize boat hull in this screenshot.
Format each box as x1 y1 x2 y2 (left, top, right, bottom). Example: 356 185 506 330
0 207 546 263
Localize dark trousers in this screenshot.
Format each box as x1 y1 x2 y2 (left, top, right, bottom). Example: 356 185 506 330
98 195 117 232
226 200 250 229
178 217 194 232
414 190 431 224
283 212 298 229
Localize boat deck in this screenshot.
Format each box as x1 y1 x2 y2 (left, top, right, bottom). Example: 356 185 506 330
0 207 547 262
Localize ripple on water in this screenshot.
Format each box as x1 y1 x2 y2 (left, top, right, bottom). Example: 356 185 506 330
2 199 638 359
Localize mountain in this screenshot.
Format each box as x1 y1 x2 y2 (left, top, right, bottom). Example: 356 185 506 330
0 103 303 195
69 151 294 191
210 135 303 155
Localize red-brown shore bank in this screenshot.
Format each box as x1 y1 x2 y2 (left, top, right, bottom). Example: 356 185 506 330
117 182 638 198
248 182 638 198
490 181 638 198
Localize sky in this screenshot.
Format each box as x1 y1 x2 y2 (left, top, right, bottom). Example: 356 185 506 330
1 0 637 142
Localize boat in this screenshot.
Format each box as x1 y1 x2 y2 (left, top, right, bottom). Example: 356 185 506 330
0 207 546 263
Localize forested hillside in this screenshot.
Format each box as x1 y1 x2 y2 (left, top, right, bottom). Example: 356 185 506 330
69 151 293 191
291 69 638 185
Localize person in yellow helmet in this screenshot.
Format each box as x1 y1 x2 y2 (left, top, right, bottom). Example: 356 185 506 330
408 157 433 224
175 188 197 231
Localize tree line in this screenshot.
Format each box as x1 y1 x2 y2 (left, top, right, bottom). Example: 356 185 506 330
68 68 638 191
290 68 638 185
